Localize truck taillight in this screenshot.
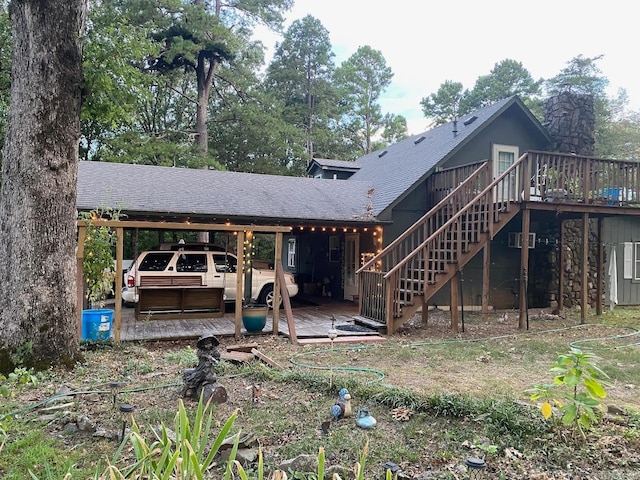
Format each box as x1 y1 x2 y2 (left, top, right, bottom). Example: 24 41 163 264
127 275 135 288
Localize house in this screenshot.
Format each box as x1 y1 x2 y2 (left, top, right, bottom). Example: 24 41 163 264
77 93 640 335
307 158 360 180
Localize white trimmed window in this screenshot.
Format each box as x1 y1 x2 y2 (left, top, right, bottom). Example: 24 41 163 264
287 238 296 269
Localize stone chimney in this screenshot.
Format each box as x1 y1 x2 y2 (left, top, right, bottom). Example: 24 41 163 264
543 92 595 156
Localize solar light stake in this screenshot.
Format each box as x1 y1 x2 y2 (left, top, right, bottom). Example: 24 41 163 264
465 457 486 479
119 403 135 442
327 315 338 388
108 381 124 409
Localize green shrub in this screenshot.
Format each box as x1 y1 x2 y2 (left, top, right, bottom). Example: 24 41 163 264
529 347 611 439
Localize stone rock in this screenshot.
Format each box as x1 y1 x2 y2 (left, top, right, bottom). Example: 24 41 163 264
325 465 351 479
414 472 438 480
607 404 626 415
219 447 258 466
93 428 119 440
63 422 79 434
278 454 318 473
77 415 96 432
220 432 256 450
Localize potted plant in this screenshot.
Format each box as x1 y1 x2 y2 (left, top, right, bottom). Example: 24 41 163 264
241 301 269 333
79 207 121 341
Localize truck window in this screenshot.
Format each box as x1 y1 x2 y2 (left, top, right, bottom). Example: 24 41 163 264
138 252 174 272
176 253 208 272
213 253 237 273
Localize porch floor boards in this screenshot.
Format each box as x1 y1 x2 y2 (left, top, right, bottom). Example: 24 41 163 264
118 302 386 344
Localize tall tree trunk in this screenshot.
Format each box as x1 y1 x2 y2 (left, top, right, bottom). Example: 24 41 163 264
195 63 211 154
0 0 86 373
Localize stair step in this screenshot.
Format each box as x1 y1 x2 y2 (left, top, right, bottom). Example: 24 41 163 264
353 315 387 333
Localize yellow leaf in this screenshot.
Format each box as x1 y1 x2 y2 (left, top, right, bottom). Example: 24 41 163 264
541 401 553 419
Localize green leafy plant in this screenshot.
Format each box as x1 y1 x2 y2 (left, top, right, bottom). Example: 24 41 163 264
109 394 239 478
0 367 39 398
79 207 122 308
529 347 611 439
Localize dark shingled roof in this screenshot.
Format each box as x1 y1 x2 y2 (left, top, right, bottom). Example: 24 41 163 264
309 158 361 170
77 161 377 223
349 96 533 215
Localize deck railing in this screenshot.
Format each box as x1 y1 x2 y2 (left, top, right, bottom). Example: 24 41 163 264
528 151 640 205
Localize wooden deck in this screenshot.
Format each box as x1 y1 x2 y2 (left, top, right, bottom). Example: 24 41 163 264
117 300 386 344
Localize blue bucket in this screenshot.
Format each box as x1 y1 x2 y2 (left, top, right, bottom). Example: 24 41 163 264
82 309 114 341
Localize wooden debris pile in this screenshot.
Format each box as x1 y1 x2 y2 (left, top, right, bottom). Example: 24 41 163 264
220 342 284 370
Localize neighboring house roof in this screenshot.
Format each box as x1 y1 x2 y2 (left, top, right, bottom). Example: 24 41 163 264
307 158 361 173
77 161 378 224
349 96 551 216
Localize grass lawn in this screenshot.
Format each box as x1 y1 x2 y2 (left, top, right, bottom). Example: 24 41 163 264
1 307 640 479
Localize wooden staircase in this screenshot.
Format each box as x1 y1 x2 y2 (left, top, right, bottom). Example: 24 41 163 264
356 155 527 333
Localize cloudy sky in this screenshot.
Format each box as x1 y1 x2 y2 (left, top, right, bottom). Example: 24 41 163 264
254 0 637 135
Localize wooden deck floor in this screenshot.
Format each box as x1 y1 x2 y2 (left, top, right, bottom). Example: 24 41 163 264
117 300 386 344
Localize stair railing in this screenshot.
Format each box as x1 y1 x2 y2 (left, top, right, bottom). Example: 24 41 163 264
381 153 528 326
357 161 490 321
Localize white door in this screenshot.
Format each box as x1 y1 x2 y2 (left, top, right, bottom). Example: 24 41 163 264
492 144 519 202
343 234 360 300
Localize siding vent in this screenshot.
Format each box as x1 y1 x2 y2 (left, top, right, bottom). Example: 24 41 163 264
414 136 426 144
463 115 478 126
378 150 388 158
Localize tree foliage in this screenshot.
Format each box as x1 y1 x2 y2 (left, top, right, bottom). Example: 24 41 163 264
334 45 393 154
420 80 467 125
466 59 542 110
265 15 338 160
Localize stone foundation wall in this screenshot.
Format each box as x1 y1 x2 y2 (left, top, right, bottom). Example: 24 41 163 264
547 219 603 309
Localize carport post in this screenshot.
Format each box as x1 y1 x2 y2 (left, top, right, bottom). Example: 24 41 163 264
113 227 124 342
273 232 283 333
235 230 244 338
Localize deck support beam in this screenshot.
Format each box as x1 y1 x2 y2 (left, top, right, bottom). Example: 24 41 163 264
558 220 565 311
482 243 490 321
519 208 531 329
450 272 460 333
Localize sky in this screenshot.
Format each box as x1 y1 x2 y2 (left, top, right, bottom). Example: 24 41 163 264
254 0 638 135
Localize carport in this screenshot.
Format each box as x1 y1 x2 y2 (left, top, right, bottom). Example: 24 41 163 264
76 219 295 342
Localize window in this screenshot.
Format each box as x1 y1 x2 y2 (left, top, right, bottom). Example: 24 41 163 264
138 252 174 271
492 144 519 201
176 253 208 272
213 253 237 273
287 238 296 268
633 243 640 281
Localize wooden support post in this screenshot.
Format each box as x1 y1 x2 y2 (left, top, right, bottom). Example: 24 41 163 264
76 225 86 340
273 232 283 334
482 242 491 321
558 220 564 310
276 263 297 345
596 217 604 315
114 227 124 342
581 212 589 324
519 208 531 330
450 272 459 333
421 296 428 326
235 231 244 339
